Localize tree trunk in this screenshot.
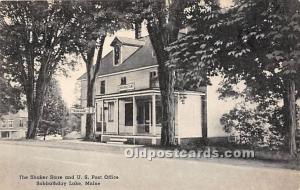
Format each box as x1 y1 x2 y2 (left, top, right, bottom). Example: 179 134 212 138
145 11 181 146
26 104 42 139
83 35 106 141
159 66 176 146
26 99 44 139
26 108 35 139
146 1 181 146
287 77 297 157
26 74 49 139
85 82 94 140
146 23 177 146
282 94 290 147
43 127 48 141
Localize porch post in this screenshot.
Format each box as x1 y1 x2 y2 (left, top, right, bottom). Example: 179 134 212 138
116 98 119 135
152 94 156 136
94 102 97 140
101 100 104 135
133 96 137 135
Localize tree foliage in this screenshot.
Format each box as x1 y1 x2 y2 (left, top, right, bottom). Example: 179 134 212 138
70 0 130 140
39 79 67 136
0 1 78 138
167 0 299 151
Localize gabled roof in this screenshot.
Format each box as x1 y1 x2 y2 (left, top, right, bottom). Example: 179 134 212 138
78 36 157 80
110 36 145 47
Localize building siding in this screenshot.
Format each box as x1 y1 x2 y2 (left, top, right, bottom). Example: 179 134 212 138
95 66 158 96
178 94 202 138
0 111 28 139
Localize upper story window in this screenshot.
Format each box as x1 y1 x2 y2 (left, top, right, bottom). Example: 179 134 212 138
150 71 158 88
114 45 121 66
150 71 157 78
19 120 23 127
5 120 13 128
121 77 126 85
100 80 105 94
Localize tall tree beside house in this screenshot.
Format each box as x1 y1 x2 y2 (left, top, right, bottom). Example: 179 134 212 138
126 0 194 146
0 1 78 139
70 1 130 140
40 79 67 139
167 0 300 155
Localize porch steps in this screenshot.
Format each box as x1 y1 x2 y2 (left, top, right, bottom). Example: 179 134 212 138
107 137 128 145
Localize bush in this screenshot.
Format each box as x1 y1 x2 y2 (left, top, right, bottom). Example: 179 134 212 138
220 103 285 150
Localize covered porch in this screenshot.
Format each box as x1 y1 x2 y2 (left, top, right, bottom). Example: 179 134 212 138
94 90 177 144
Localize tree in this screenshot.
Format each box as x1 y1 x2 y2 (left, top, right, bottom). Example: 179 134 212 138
0 1 78 138
70 1 129 140
127 0 193 146
167 0 299 155
40 79 67 139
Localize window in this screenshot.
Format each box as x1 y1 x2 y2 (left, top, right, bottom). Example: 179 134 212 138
114 45 121 65
1 132 9 138
121 77 126 85
137 102 150 125
150 71 156 78
100 81 105 94
150 71 158 88
125 103 133 126
96 104 101 132
5 120 13 128
19 120 23 127
137 105 144 125
99 107 103 122
97 106 106 132
108 102 114 122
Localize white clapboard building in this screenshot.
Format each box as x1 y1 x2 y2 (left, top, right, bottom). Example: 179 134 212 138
78 34 208 145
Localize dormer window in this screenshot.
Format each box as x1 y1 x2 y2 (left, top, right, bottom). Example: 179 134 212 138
114 45 121 66
110 36 145 66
